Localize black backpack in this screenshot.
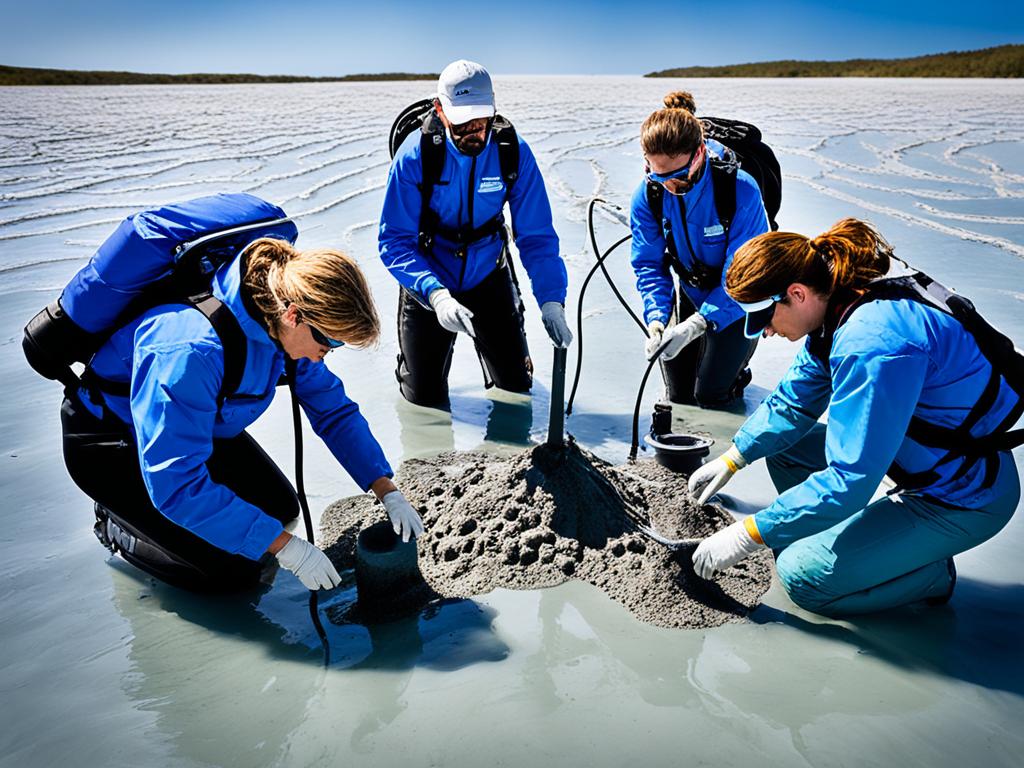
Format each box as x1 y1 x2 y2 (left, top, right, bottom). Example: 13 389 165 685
645 116 782 290
388 99 520 256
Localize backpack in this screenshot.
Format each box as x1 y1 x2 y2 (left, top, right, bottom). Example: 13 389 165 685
645 116 782 290
807 271 1024 490
23 193 298 404
388 99 520 256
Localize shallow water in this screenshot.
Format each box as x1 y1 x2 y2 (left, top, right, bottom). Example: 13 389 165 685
2 77 1023 767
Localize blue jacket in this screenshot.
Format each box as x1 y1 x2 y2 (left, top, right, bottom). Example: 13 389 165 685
379 130 567 306
630 141 769 330
734 298 1021 548
82 253 393 561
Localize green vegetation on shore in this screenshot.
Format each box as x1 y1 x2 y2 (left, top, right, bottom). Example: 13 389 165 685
0 65 438 86
646 44 1024 78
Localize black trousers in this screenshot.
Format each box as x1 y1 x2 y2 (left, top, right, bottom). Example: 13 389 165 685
396 262 532 408
660 290 758 408
61 396 299 592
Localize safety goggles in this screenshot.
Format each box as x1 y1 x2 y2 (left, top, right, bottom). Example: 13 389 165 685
737 294 784 339
307 322 346 349
646 161 694 185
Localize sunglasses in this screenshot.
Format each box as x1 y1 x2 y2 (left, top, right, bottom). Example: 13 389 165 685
645 147 702 186
307 321 346 349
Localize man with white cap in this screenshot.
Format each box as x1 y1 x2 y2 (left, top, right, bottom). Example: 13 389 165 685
379 59 571 408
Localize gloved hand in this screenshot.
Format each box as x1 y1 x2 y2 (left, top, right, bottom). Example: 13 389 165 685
650 313 708 361
382 490 425 542
692 519 765 579
644 320 666 360
688 445 746 505
429 288 476 337
541 301 573 348
275 535 341 590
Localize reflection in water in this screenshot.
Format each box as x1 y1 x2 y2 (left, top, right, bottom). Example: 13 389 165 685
108 561 508 765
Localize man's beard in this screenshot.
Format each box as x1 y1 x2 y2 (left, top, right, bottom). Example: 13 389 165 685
453 132 486 156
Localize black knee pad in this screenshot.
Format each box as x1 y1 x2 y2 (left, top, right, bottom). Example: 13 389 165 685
93 504 265 593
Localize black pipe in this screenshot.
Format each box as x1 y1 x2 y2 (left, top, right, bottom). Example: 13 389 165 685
547 346 567 447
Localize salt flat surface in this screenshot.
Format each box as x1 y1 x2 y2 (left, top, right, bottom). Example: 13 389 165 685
1 78 1023 768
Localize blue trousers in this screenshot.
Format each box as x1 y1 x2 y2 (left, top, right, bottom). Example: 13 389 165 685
766 423 1019 616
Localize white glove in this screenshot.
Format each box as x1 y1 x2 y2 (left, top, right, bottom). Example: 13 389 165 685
693 519 765 580
541 301 573 348
382 490 425 542
651 313 708 361
688 445 746 505
429 289 476 337
644 320 666 360
275 535 341 591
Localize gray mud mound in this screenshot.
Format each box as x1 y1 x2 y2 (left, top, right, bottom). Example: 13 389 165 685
321 441 773 630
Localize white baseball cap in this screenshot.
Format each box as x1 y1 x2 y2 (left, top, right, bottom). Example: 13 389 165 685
437 60 496 125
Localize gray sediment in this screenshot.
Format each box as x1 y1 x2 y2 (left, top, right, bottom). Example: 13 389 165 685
321 441 773 629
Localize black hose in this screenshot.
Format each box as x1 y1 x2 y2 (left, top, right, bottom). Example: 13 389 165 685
285 358 331 668
566 199 641 416
628 338 672 462
565 232 630 416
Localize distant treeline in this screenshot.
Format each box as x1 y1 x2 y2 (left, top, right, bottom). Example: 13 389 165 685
0 65 438 86
647 44 1024 78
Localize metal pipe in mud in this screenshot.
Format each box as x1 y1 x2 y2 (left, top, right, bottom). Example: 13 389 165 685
547 346 567 448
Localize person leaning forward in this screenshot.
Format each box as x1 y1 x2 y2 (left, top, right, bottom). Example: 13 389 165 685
379 59 571 408
686 219 1021 616
61 236 424 593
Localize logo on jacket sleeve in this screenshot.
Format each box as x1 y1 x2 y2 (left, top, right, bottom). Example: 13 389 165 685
478 176 505 194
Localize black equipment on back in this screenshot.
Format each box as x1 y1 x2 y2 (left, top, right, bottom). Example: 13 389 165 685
645 116 782 292
388 99 520 257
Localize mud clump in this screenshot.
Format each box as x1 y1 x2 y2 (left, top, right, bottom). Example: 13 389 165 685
321 441 773 630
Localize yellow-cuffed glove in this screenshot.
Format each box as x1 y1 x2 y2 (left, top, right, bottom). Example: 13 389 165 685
687 445 746 505
692 517 765 580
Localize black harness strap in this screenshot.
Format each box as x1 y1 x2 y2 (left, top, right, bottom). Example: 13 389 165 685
82 294 247 408
416 115 519 258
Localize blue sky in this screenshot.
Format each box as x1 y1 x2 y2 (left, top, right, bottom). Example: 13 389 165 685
3 0 1022 75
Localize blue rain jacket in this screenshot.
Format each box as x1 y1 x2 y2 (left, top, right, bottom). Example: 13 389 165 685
82 253 393 561
379 130 567 306
630 141 769 330
734 298 1021 548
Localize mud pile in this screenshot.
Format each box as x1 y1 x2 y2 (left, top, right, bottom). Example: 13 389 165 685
321 441 773 629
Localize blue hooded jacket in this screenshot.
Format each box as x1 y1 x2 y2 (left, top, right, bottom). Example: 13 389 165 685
82 252 393 561
379 129 567 306
734 297 1021 549
630 141 769 330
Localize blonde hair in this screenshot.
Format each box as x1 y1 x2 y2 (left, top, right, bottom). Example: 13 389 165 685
243 238 380 347
640 91 703 157
726 218 893 302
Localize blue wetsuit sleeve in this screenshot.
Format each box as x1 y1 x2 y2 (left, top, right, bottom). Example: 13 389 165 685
131 332 283 561
507 140 567 307
379 144 445 303
698 179 769 331
753 342 929 548
629 182 673 325
293 358 393 491
734 344 832 462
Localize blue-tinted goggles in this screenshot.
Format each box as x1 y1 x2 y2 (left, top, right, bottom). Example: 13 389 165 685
307 322 346 349
646 161 693 185
737 294 784 339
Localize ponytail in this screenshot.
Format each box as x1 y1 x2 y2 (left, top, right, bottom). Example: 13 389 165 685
727 218 893 303
243 237 381 348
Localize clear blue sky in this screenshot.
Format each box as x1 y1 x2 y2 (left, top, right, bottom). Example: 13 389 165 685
3 0 1021 75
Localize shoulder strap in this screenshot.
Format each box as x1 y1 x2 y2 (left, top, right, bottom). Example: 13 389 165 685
492 116 520 193
189 293 247 406
417 114 446 252
709 157 737 235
